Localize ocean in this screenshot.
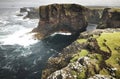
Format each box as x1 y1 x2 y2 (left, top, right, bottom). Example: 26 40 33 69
0 8 78 79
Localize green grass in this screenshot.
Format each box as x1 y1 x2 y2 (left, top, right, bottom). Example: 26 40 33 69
88 54 103 63
77 39 87 44
96 32 120 53
96 32 120 71
70 49 88 62
70 32 120 78
100 68 110 75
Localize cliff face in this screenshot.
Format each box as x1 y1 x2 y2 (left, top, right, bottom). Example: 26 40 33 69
86 9 103 24
32 4 88 39
42 29 120 79
97 8 120 29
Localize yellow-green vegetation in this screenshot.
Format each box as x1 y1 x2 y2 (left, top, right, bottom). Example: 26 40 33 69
109 8 120 12
96 32 120 53
71 68 86 79
70 49 88 62
100 68 110 75
95 32 120 75
116 70 120 78
88 54 103 63
77 39 87 44
71 32 120 78
87 54 103 75
71 70 77 75
77 69 86 79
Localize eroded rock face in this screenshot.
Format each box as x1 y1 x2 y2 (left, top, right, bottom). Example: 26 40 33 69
97 8 120 29
32 4 88 39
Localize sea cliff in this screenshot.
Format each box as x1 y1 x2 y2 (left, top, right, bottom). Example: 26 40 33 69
30 4 120 79
32 4 88 39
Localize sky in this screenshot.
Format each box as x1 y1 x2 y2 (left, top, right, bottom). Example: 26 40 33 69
0 0 120 8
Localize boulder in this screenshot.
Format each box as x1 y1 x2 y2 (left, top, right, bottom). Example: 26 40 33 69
32 4 88 39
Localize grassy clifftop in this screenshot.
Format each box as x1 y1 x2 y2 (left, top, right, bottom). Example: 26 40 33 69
42 29 120 79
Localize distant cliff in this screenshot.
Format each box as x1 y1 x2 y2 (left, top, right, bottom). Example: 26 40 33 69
32 4 88 39
19 7 39 19
97 8 120 29
87 8 103 24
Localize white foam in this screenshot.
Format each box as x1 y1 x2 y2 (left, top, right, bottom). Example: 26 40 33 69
51 32 72 36
1 28 38 47
0 19 9 25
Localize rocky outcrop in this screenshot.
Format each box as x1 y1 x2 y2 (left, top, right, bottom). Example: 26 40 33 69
32 4 88 39
97 8 120 29
42 29 120 79
20 7 29 12
19 7 39 19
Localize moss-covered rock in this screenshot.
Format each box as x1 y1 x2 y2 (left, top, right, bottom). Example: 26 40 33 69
70 49 88 62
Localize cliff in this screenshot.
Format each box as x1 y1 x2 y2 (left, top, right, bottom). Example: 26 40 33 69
28 4 120 79
97 8 120 29
42 29 120 79
32 4 88 39
86 8 103 24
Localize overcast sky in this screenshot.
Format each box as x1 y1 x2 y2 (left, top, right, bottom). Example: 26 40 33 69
0 0 120 8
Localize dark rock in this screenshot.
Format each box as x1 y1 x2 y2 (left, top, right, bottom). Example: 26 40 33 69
97 8 120 29
32 4 88 39
23 8 39 19
20 7 28 12
20 7 39 19
16 14 23 16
